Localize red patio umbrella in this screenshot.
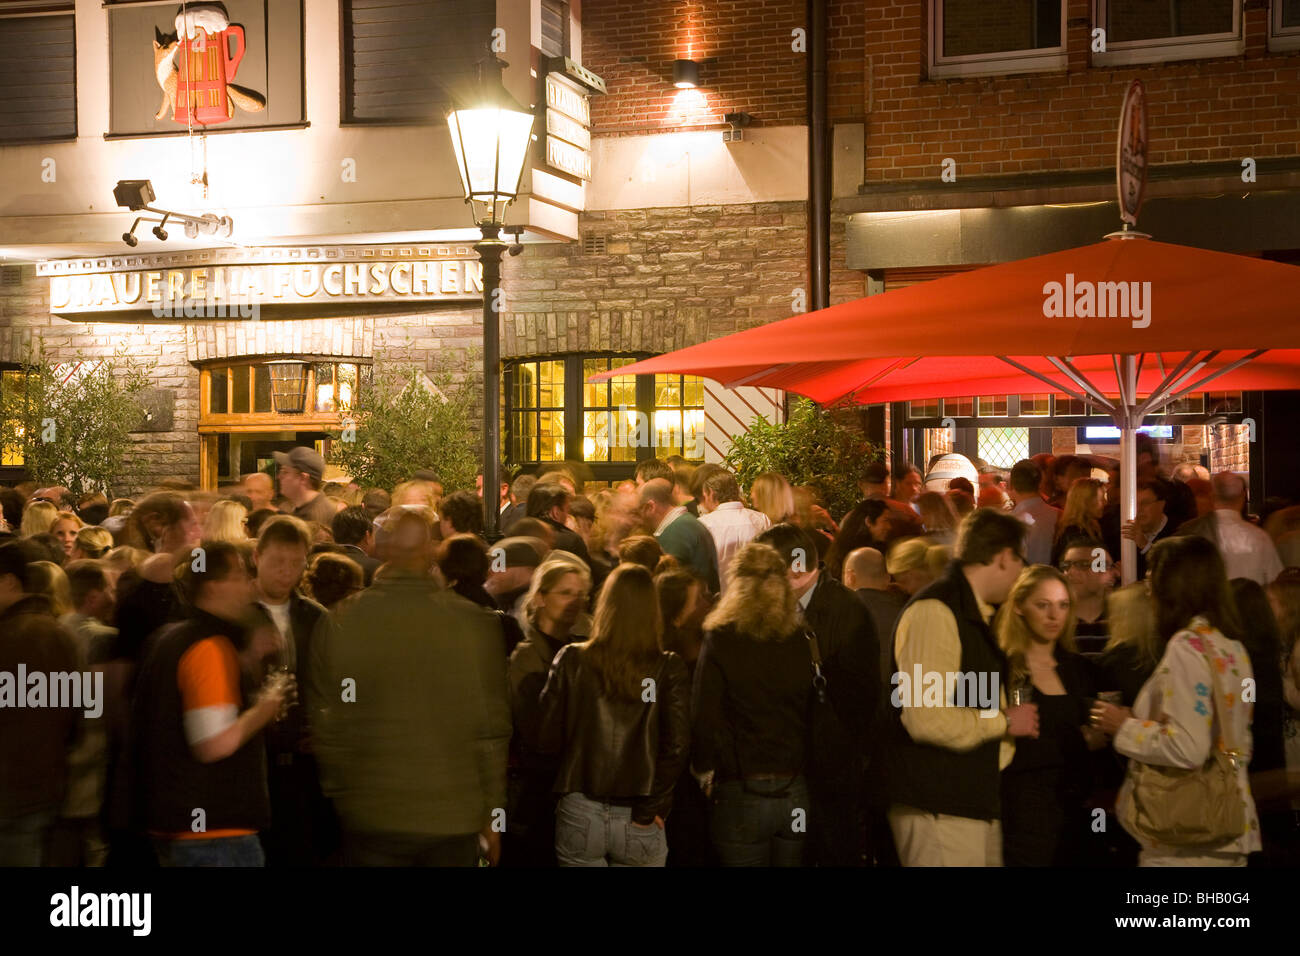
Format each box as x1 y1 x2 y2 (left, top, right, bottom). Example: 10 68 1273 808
592 233 1300 582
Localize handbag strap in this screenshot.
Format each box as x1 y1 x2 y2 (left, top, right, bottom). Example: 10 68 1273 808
805 626 828 702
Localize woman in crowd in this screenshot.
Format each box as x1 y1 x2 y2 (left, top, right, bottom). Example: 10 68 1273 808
305 552 364 611
916 492 958 547
825 498 895 580
26 560 73 617
996 565 1103 866
1093 535 1261 866
749 472 795 527
537 564 690 866
656 567 708 675
107 498 134 518
1229 579 1286 774
71 526 113 561
438 533 493 607
885 538 937 597
1096 583 1162 707
20 499 59 538
618 534 667 573
203 498 250 543
791 486 836 560
49 511 85 559
504 553 593 867
692 542 811 866
1051 477 1106 567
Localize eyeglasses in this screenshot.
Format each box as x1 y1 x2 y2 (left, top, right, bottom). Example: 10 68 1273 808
1060 560 1099 572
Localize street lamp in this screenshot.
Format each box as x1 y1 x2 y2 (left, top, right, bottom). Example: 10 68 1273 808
447 57 535 541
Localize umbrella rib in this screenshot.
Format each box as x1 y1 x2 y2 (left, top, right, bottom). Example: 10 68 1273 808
1139 350 1205 417
1146 350 1221 415
995 356 1108 412
1149 349 1268 412
727 364 793 388
1112 354 1129 410
1046 357 1118 413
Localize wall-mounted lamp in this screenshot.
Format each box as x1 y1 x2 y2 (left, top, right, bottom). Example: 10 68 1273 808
673 59 700 89
114 179 234 247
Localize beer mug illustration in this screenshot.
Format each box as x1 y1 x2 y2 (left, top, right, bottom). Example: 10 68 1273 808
174 24 245 125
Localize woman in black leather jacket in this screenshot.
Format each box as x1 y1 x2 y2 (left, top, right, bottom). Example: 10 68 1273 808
537 564 691 866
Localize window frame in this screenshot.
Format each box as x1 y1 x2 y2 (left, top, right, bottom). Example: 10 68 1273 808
1269 0 1300 52
197 357 371 432
0 7 77 145
928 0 1068 79
504 353 706 481
1091 0 1244 67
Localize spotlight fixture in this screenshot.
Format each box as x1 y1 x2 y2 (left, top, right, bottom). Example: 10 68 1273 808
505 226 525 257
113 179 234 247
673 59 700 89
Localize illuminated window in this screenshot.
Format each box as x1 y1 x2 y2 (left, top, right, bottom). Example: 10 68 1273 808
1019 394 1050 416
943 397 973 417
979 427 1029 469
977 395 1009 417
1 369 30 466
653 374 705 460
201 360 370 422
511 360 566 463
908 399 941 418
583 357 638 462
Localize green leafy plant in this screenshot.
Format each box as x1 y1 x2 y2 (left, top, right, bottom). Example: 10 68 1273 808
723 398 882 520
328 360 480 492
0 345 153 498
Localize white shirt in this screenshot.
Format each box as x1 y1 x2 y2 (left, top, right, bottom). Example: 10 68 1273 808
699 501 771 595
260 599 294 670
1211 509 1284 587
654 505 687 538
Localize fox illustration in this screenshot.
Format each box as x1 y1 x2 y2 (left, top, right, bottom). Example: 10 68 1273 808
152 29 266 122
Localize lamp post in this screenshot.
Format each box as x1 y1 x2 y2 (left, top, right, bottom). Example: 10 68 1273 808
447 57 535 541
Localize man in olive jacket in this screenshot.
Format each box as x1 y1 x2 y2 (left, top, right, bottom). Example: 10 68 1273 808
306 509 512 866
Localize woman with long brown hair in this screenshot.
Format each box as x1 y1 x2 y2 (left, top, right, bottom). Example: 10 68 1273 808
537 564 690 866
995 565 1104 866
692 542 810 866
1051 477 1106 567
1092 535 1261 866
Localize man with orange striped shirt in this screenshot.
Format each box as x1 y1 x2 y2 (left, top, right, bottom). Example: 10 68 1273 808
133 540 288 866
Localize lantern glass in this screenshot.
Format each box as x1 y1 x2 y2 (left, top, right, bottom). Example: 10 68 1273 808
447 91 534 225
266 361 308 414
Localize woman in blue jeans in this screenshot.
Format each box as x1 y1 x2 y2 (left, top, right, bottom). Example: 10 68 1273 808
538 564 691 866
692 542 812 866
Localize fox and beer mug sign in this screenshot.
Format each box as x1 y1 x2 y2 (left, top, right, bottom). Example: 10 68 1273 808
152 2 266 126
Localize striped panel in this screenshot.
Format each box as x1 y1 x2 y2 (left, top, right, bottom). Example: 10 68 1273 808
703 381 784 464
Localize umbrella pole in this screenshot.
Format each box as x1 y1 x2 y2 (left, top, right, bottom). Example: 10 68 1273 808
1117 354 1139 585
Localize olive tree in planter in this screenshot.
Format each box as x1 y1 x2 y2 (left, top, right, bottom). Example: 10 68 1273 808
722 398 883 521
329 361 480 493
0 346 152 498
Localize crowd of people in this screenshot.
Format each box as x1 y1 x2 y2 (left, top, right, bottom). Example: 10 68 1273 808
1 438 1298 868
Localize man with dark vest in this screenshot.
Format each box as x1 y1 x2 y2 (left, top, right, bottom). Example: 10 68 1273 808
887 508 1039 866
133 541 289 866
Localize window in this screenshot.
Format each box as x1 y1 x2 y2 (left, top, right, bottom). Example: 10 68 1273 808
1093 0 1242 66
0 5 75 143
943 397 974 418
505 355 705 476
1272 0 1300 51
540 0 569 58
1019 394 1051 416
930 0 1066 78
977 395 1009 417
908 399 941 419
978 427 1030 469
201 360 371 423
342 0 496 124
1 368 31 466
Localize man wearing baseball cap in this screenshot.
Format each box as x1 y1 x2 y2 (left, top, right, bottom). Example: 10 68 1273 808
274 446 337 527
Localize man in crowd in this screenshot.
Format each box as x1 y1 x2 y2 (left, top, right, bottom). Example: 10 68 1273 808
500 474 536 534
639 478 720 593
755 523 879 866
274 447 337 527
332 506 381 585
252 516 335 866
309 509 511 866
526 482 592 569
440 490 485 538
361 488 392 522
241 472 275 513
1112 478 1177 580
0 540 80 865
634 457 675 488
843 546 906 693
1059 538 1114 654
888 509 1038 867
1179 471 1284 586
697 469 770 595
1008 459 1059 566
134 541 289 866
890 463 924 515
476 469 512 530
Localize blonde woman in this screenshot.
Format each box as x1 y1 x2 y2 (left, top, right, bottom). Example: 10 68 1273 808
202 499 250 543
27 560 74 617
1051 477 1106 567
1097 582 1162 707
108 498 134 518
71 526 114 561
1092 535 1261 866
995 565 1105 866
20 499 59 538
693 542 809 866
748 472 794 526
50 510 85 558
538 564 690 866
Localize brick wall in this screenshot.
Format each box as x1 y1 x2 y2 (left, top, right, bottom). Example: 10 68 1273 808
500 202 861 357
582 0 867 132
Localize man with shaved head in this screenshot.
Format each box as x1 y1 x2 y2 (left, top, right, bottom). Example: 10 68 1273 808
1178 471 1282 586
842 548 906 693
638 478 719 593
